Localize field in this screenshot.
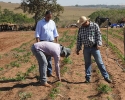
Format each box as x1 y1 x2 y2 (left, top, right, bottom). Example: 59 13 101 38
0 2 99 20
0 1 125 100
0 27 125 100
0 2 100 27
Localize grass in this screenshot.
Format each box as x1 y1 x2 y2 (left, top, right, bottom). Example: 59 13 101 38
56 82 63 87
83 89 88 93
60 7 99 21
91 59 96 63
102 29 124 41
47 29 78 100
49 88 60 99
16 72 26 81
60 66 69 75
97 84 112 94
2 39 34 70
19 92 32 100
10 61 21 68
12 48 26 53
102 34 124 62
0 65 37 81
0 55 2 59
58 31 69 42
107 96 112 100
25 64 36 76
76 73 82 77
0 67 4 71
63 57 72 64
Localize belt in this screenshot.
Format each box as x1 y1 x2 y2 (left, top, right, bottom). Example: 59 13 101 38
84 44 97 48
40 40 53 42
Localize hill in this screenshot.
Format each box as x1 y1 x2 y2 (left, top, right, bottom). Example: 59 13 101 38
0 1 99 21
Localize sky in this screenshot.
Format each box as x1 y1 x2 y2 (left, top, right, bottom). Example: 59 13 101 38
1 0 125 6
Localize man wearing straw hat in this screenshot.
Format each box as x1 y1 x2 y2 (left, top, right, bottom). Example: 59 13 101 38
76 16 112 83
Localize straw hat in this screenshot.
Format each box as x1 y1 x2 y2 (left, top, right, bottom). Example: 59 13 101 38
77 16 90 26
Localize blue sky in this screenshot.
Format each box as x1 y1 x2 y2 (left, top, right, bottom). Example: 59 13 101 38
1 0 125 6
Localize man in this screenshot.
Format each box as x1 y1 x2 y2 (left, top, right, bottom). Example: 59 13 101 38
76 16 112 83
35 10 59 77
31 41 71 87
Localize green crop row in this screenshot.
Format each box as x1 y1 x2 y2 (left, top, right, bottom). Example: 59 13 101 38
102 34 124 62
0 64 36 81
102 29 124 41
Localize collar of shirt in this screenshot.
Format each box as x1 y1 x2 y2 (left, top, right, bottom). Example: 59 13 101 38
43 18 51 23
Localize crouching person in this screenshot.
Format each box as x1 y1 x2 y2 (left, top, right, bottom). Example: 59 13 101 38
31 41 71 87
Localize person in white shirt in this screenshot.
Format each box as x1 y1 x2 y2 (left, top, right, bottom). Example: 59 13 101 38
35 11 59 77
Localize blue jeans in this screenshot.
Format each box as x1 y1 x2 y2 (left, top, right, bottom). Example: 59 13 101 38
83 47 109 81
40 40 52 76
31 45 48 84
46 56 52 76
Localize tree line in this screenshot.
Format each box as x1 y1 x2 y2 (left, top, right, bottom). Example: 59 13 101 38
0 6 34 24
16 0 64 26
89 9 125 24
75 5 125 9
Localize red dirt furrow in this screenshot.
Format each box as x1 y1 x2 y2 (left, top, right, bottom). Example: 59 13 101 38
0 29 125 100
0 31 34 55
102 31 124 54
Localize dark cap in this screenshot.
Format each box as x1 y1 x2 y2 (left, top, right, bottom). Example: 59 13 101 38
60 45 71 58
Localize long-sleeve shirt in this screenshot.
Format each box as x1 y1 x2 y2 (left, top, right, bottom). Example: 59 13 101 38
34 41 60 77
35 18 59 41
77 22 102 52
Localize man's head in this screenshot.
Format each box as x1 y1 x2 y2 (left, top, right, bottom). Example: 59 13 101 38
45 10 52 22
60 45 71 58
77 16 90 27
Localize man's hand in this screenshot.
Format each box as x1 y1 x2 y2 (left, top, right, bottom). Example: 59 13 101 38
36 37 40 42
55 37 58 43
76 50 79 55
97 45 101 50
57 77 61 82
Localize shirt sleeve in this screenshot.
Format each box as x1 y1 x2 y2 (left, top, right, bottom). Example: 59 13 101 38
54 55 60 77
77 28 82 52
53 22 59 38
95 24 102 46
35 21 41 38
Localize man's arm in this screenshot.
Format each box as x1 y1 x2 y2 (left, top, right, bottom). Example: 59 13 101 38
95 24 102 47
76 28 82 55
35 21 41 42
55 37 58 43
54 56 61 81
53 22 59 43
36 37 40 42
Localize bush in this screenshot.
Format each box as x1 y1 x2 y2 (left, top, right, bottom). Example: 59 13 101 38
89 9 125 23
0 7 34 24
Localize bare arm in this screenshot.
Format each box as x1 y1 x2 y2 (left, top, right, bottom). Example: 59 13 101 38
55 37 58 43
53 22 59 43
76 28 82 55
36 37 40 42
95 24 102 46
54 56 61 81
35 21 41 42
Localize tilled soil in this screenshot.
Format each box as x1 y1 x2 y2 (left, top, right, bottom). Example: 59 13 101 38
0 28 125 100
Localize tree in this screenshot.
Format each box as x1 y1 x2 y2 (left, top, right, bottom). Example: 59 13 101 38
16 0 64 26
0 7 34 24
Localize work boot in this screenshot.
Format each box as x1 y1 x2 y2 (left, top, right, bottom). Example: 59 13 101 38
104 78 112 83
